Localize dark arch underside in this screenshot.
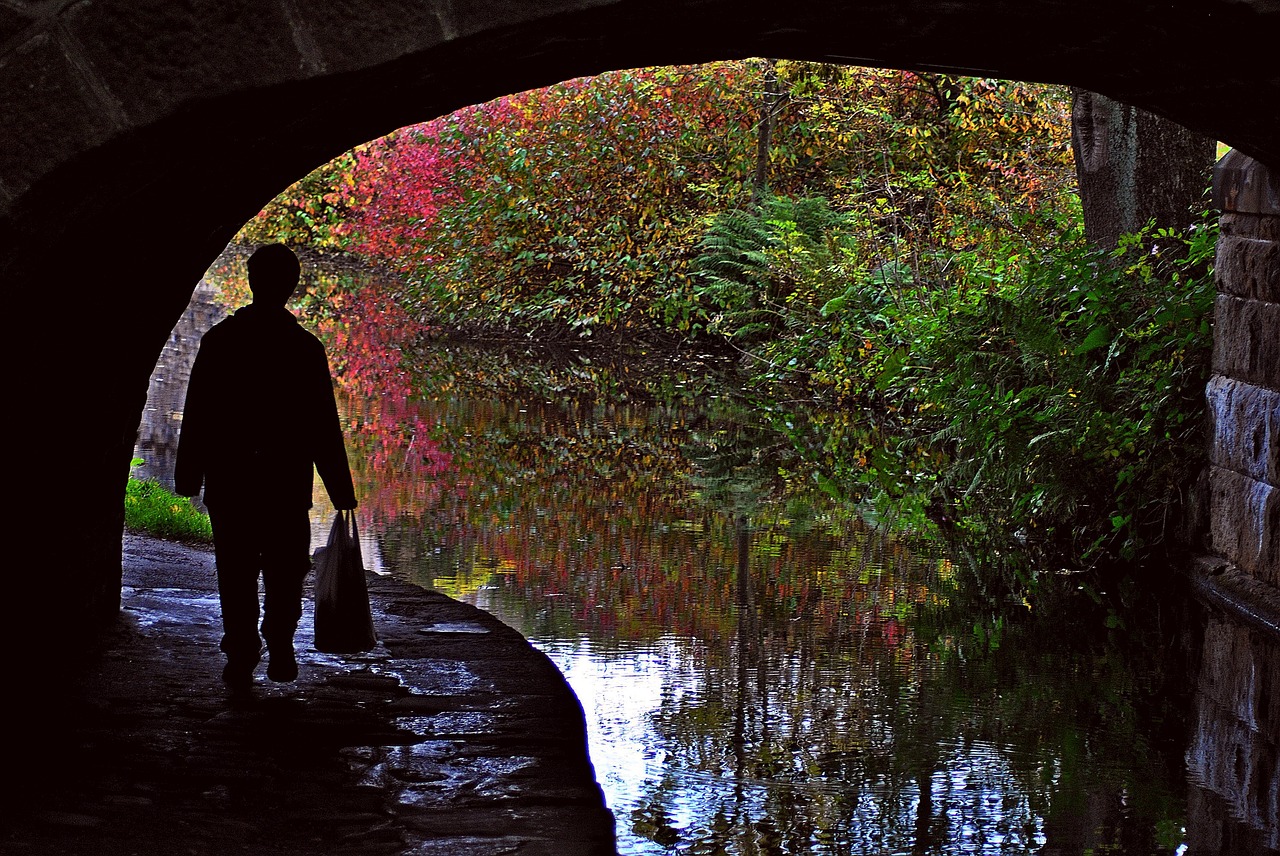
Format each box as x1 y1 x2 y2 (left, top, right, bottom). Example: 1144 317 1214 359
2 0 1275 643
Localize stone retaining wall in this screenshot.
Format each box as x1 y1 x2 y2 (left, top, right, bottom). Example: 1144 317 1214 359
1209 152 1280 588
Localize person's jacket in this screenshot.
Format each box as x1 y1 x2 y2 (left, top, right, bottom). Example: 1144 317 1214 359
174 302 356 510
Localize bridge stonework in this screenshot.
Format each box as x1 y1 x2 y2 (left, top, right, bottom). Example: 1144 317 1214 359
1210 153 1280 590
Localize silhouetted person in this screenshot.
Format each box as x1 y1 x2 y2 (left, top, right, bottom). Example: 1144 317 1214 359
175 244 356 689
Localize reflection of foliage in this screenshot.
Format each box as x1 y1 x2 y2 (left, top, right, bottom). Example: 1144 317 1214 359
631 785 683 848
320 338 947 647
684 402 789 520
637 551 1192 855
372 343 1193 854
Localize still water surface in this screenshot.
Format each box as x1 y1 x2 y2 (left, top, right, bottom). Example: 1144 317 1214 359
135 264 1279 855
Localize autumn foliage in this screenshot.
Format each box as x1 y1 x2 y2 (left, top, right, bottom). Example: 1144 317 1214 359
239 61 1075 342
233 60 1212 570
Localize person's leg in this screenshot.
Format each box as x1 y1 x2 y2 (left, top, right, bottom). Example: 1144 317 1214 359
209 507 263 686
260 509 312 682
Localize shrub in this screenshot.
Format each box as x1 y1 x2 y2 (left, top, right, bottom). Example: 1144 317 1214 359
907 216 1217 564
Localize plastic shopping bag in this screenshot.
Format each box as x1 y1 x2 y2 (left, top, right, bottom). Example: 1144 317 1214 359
313 509 377 653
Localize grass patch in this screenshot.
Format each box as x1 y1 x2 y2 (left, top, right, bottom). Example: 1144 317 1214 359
125 459 213 543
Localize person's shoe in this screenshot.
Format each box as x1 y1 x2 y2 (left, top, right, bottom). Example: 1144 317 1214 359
267 647 298 683
222 655 258 690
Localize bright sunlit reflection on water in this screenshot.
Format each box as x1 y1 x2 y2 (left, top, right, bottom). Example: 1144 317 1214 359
533 637 693 831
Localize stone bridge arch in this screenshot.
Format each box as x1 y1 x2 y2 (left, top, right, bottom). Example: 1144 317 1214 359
2 0 1276 647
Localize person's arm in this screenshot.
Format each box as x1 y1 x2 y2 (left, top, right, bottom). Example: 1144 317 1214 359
312 345 357 510
173 343 210 498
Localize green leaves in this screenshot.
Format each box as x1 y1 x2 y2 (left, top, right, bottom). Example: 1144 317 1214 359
1073 325 1112 354
124 474 213 542
235 150 360 252
912 215 1217 566
819 295 847 317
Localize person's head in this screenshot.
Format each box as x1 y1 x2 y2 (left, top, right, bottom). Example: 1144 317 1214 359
246 244 301 306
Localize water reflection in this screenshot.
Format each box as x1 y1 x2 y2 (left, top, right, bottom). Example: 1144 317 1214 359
135 260 1279 855
1187 616 1280 855
364 363 1273 854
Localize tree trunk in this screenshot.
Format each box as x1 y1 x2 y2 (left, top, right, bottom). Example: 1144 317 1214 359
1070 88 1216 251
751 59 783 205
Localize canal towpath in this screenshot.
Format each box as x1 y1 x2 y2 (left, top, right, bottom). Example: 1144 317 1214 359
3 533 617 855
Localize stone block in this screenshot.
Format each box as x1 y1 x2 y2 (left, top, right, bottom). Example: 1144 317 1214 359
1212 295 1280 392
61 0 306 128
1206 375 1280 485
1210 466 1280 586
1221 211 1280 243
427 0 591 40
277 1 446 74
0 5 31 46
1214 150 1280 216
0 31 119 199
1215 231 1280 303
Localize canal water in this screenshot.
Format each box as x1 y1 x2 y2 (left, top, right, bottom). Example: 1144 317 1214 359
135 260 1279 855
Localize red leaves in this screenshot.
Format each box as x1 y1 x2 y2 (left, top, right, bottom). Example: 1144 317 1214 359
307 63 772 338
